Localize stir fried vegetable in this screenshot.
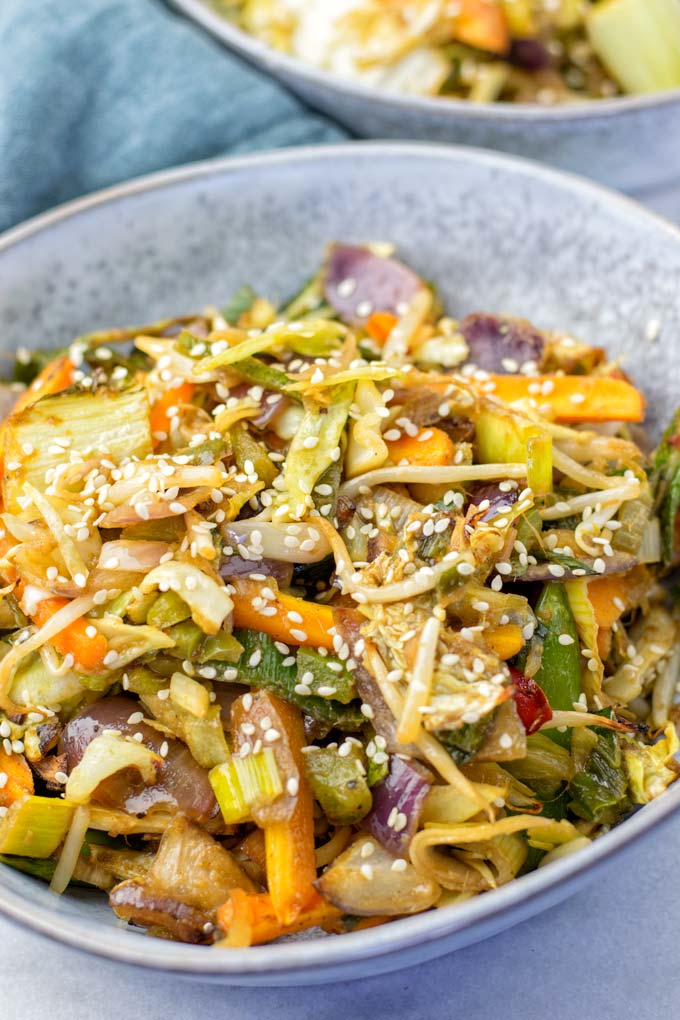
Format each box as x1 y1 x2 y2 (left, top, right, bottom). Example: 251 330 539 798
219 0 680 104
0 242 676 949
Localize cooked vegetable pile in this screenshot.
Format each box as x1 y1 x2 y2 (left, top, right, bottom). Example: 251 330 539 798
0 242 679 948
219 0 680 104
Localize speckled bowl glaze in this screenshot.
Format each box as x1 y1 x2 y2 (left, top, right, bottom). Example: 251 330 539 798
170 0 680 195
1 143 680 985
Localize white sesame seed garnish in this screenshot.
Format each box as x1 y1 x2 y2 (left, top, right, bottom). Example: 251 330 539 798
558 634 575 646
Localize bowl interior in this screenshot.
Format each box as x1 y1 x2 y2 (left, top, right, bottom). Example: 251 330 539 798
1 143 680 981
170 0 680 123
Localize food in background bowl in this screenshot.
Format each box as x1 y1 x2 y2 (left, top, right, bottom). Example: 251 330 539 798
1 243 679 948
217 0 680 104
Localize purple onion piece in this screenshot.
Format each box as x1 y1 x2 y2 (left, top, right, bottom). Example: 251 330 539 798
466 482 520 522
60 696 218 822
324 245 424 326
364 756 431 856
460 313 547 373
226 383 289 430
509 37 552 71
219 553 294 588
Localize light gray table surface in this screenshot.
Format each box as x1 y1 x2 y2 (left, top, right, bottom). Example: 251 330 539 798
2 184 680 1020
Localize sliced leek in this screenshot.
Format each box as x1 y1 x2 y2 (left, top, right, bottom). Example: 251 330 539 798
210 750 283 824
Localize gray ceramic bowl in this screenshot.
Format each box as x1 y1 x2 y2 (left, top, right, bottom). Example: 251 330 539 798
1 142 680 985
170 0 680 196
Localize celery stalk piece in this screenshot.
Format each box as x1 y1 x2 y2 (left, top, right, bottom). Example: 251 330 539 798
587 0 680 93
209 749 283 824
476 406 553 495
0 795 75 857
525 429 553 497
3 387 152 516
146 591 192 630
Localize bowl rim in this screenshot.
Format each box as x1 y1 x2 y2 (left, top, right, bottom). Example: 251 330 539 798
170 0 680 124
2 141 680 977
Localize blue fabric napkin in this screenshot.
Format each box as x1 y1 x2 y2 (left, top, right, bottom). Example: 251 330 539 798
0 0 346 233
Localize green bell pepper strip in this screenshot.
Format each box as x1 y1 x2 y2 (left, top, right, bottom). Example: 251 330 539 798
530 582 582 748
233 628 364 731
303 747 372 825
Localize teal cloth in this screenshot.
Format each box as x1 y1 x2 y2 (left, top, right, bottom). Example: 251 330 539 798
0 0 346 233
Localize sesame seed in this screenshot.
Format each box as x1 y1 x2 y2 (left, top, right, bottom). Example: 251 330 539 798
391 858 408 873
593 558 606 574
54 771 69 785
457 562 475 576
360 703 374 719
360 841 375 859
558 634 575 646
264 728 280 743
393 812 408 833
286 777 299 797
0 722 11 739
289 628 308 642
499 733 513 749
127 712 144 725
547 564 565 578
0 773 7 789
360 863 374 880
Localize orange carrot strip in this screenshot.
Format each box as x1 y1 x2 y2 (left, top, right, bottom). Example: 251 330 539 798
485 623 525 661
217 891 341 947
31 597 108 672
149 382 195 443
217 888 253 948
0 749 34 809
480 376 644 424
385 426 456 467
11 354 75 419
263 698 317 926
456 0 510 54
586 566 649 629
230 578 335 650
365 311 398 345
